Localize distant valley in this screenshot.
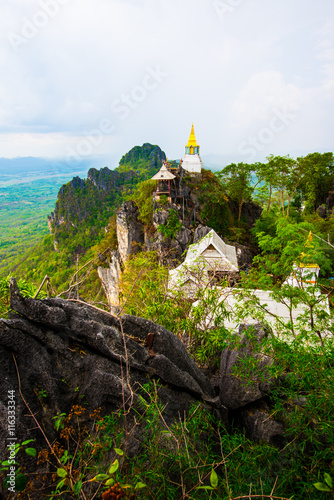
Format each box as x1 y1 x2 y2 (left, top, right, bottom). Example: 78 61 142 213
0 155 113 272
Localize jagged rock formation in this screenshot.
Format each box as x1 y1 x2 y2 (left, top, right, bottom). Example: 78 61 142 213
98 196 257 310
119 143 166 170
97 250 122 309
219 323 285 446
47 143 166 234
116 201 145 264
47 168 138 233
0 281 295 467
0 279 223 470
88 166 136 191
219 324 274 410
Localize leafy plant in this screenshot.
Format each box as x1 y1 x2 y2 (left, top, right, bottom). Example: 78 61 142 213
314 473 333 494
0 439 36 497
157 209 182 240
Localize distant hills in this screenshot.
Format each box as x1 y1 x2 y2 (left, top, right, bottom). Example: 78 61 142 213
0 155 115 174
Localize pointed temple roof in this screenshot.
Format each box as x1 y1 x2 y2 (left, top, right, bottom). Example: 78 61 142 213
185 124 199 148
299 231 320 268
151 163 176 181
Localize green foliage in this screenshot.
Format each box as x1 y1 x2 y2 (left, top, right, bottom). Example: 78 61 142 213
0 276 46 318
314 473 333 493
15 378 334 499
128 180 155 225
157 209 182 240
119 251 189 333
0 440 37 494
183 285 231 368
250 216 333 288
256 155 303 216
118 143 165 176
192 169 233 236
298 152 334 212
0 176 76 273
217 161 260 221
1 144 165 303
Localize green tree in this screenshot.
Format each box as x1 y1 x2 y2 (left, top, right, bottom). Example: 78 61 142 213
257 155 304 216
217 162 260 222
128 180 155 225
250 217 332 288
298 152 334 212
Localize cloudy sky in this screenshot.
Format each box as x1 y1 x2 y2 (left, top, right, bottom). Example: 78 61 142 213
0 0 333 167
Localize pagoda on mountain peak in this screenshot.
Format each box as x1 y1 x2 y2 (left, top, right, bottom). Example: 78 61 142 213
181 124 203 175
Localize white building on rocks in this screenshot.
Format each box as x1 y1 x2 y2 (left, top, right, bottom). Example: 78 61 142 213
169 230 331 336
168 229 239 297
181 124 203 175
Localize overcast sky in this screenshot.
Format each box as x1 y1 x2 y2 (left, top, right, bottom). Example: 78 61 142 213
0 0 333 167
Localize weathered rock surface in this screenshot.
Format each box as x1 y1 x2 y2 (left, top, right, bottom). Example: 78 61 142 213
193 225 211 243
47 212 66 233
234 243 254 271
0 279 222 467
240 402 285 447
97 250 122 312
316 204 327 219
116 201 145 264
219 323 274 410
218 323 287 445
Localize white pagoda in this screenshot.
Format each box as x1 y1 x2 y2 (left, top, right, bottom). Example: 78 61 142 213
181 124 203 175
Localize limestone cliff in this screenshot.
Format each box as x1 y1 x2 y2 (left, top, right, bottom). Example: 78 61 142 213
116 201 145 264
97 193 257 312
47 143 166 234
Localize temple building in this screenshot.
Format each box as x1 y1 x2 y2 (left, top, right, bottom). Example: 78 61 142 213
151 162 176 203
181 124 203 175
168 230 239 297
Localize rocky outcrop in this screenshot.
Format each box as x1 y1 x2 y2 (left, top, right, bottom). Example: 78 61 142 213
219 323 274 410
0 279 223 470
119 143 166 170
325 191 334 209
97 250 122 312
218 323 286 446
240 402 285 447
174 227 193 252
193 225 211 243
316 204 327 219
116 201 145 265
47 143 164 234
234 243 254 271
47 212 66 233
88 167 137 191
69 175 86 190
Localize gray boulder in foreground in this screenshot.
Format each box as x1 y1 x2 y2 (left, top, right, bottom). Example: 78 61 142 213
219 323 274 410
219 323 287 446
0 279 223 463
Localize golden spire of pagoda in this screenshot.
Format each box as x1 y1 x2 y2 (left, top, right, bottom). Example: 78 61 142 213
306 230 313 246
186 124 199 148
299 231 319 268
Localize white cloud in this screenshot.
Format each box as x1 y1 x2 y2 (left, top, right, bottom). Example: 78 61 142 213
0 0 333 162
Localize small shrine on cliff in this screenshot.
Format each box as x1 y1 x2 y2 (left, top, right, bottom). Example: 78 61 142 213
168 230 239 296
151 162 176 203
181 124 203 175
151 124 203 205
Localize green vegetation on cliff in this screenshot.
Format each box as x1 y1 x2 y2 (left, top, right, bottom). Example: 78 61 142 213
1 148 334 500
0 144 166 296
